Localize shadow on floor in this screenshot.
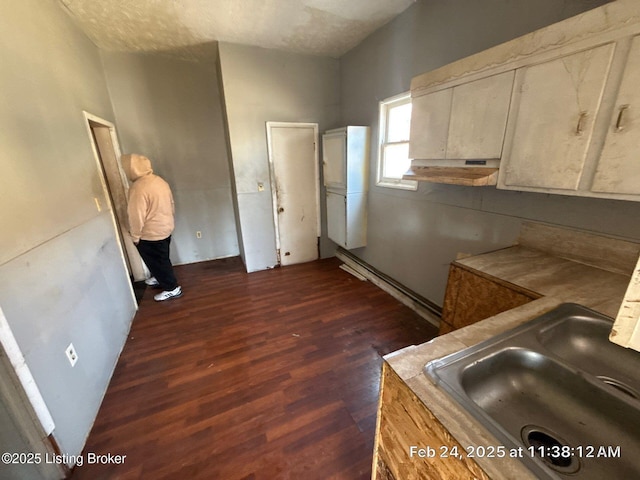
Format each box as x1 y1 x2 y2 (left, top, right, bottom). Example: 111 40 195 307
131 280 146 303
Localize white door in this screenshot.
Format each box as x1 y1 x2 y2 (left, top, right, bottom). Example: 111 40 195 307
267 122 320 266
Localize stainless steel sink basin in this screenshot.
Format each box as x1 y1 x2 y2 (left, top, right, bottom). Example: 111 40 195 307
425 304 640 479
536 314 640 398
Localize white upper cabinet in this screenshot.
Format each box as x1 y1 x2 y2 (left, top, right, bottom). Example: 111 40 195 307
591 35 640 195
322 129 347 190
410 71 514 161
447 72 514 160
499 44 615 191
409 88 451 160
322 126 369 194
406 1 640 199
322 126 370 249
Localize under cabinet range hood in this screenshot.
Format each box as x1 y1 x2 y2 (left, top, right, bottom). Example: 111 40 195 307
403 0 640 194
403 159 499 186
405 66 512 187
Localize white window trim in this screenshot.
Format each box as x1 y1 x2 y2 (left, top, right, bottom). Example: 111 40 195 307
376 91 417 191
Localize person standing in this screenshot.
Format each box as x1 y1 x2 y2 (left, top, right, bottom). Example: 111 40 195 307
122 154 182 301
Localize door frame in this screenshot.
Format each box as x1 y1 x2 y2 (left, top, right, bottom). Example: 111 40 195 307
265 122 320 265
0 305 65 479
83 112 140 304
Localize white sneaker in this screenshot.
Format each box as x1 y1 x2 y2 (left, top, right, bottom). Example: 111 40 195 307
154 286 182 302
144 277 160 287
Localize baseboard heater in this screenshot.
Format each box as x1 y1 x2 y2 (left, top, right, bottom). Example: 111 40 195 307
335 248 441 328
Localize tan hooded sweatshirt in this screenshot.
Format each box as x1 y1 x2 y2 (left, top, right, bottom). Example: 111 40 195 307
121 154 175 243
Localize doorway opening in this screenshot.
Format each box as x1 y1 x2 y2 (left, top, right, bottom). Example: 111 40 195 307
266 122 320 266
83 112 145 301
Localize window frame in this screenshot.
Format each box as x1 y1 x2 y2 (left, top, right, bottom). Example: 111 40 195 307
376 92 417 191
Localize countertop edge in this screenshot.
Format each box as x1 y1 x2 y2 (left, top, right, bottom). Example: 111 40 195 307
384 297 564 479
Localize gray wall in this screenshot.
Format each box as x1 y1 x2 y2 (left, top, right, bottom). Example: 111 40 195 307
218 43 341 272
0 0 136 458
340 0 640 306
101 50 239 265
0 0 627 462
0 397 43 479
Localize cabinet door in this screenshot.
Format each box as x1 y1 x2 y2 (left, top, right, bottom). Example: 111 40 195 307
322 130 346 190
500 44 615 191
592 36 640 195
409 88 452 160
345 192 367 249
447 71 514 159
345 126 370 194
409 72 514 161
326 191 346 248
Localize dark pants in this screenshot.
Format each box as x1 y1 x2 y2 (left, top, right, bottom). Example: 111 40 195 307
135 236 178 291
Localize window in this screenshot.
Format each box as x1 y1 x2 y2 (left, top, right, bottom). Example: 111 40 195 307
376 92 417 190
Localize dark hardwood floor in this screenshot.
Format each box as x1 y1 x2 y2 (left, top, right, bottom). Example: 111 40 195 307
72 257 438 480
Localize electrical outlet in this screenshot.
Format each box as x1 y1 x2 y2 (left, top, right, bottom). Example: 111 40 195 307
196 231 202 239
65 343 78 367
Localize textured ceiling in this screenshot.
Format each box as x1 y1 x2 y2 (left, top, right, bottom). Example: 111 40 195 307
58 0 416 58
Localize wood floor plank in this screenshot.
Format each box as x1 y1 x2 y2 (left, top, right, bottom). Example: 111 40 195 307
71 257 437 479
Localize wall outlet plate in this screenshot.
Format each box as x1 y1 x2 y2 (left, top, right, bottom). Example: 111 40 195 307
65 343 78 367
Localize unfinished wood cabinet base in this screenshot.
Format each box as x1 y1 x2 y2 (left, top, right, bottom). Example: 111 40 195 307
372 363 489 480
439 262 540 334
